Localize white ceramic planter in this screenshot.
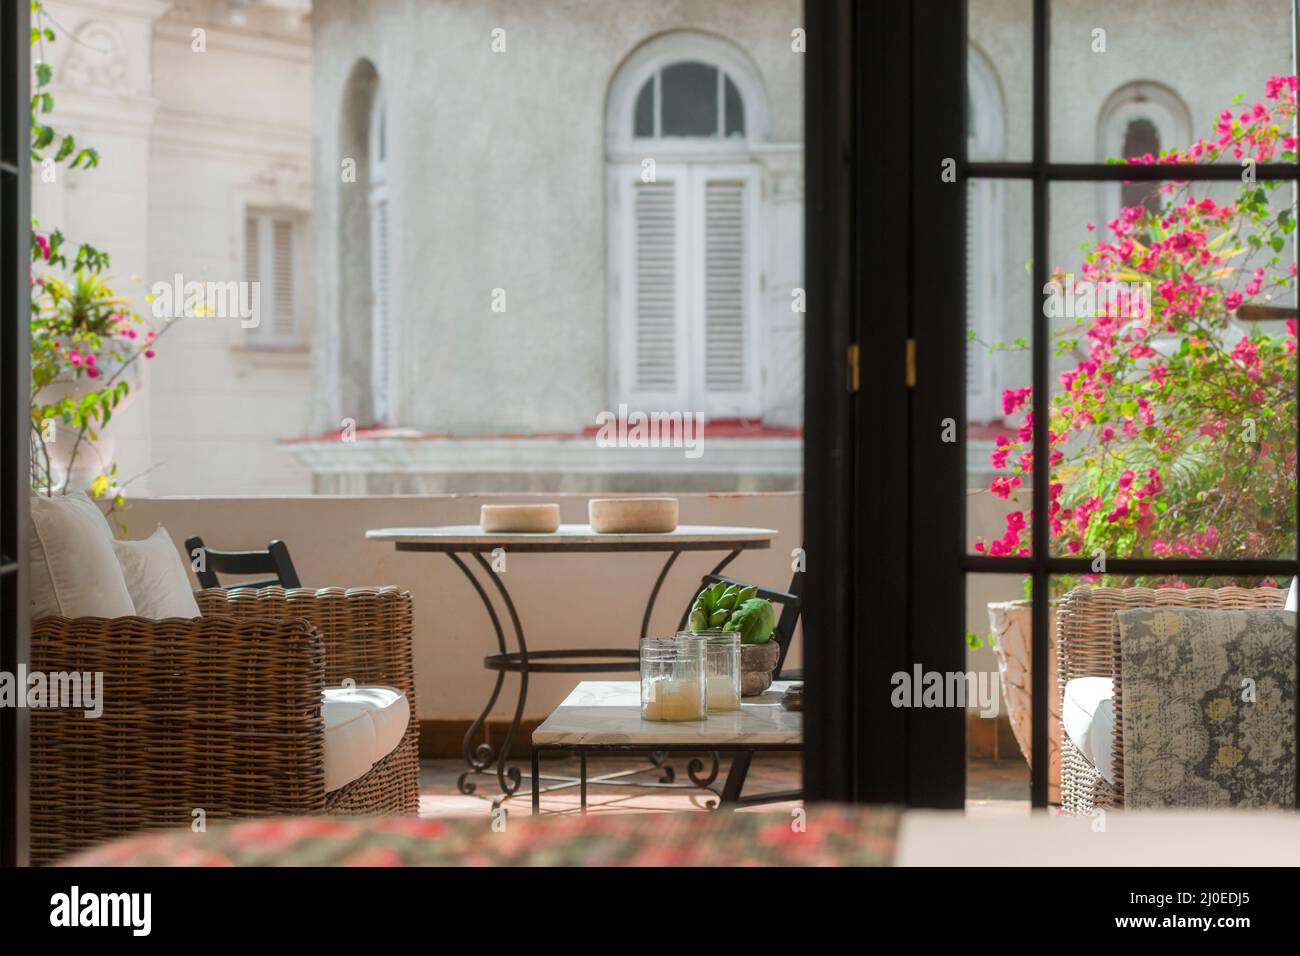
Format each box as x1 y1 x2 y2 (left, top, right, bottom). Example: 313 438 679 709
987 599 1061 804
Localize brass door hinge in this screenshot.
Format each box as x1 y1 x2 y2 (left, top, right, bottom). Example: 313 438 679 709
847 343 860 393
905 337 916 388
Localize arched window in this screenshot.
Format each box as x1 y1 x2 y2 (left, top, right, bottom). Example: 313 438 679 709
606 34 768 417
1096 82 1191 222
967 45 1005 422
369 89 391 424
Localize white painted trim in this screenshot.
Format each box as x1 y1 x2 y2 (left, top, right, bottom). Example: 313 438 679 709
285 434 802 477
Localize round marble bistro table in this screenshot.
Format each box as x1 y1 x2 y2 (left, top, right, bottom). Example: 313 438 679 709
365 523 776 802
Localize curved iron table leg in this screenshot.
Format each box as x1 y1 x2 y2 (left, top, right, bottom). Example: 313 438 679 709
473 551 528 798
640 550 680 640
448 553 510 794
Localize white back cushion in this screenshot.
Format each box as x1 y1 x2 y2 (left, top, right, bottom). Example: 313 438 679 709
30 492 135 618
113 527 201 619
1287 577 1297 613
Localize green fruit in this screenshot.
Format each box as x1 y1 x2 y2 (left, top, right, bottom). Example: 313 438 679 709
696 587 714 611
737 586 758 605
718 593 738 611
729 598 776 645
708 608 730 628
708 581 727 605
688 608 708 631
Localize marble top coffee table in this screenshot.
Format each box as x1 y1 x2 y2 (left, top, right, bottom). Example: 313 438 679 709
530 680 803 813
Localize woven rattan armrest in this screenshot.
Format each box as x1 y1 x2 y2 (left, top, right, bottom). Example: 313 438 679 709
29 613 326 864
195 586 416 706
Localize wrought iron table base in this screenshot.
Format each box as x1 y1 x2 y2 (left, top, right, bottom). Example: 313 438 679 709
529 743 803 814
445 547 744 801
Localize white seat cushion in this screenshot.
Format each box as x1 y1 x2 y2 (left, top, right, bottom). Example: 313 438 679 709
1286 577 1297 612
30 492 135 618
321 685 410 792
1062 676 1116 786
113 526 202 619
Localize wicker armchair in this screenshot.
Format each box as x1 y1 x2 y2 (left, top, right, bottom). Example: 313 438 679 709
30 586 418 864
1056 585 1285 815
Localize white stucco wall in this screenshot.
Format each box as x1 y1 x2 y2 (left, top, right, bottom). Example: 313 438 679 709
310 0 805 436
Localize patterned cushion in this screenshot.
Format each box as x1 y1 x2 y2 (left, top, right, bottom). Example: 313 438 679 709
60 807 901 867
1117 607 1295 809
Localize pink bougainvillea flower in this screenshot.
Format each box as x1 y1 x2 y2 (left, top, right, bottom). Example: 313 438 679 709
976 78 1299 579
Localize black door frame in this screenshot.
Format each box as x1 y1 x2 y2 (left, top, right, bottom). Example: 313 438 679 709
806 0 1300 809
803 0 966 807
1 0 32 867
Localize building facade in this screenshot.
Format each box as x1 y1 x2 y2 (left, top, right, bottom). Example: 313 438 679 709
292 0 806 492
40 0 1293 496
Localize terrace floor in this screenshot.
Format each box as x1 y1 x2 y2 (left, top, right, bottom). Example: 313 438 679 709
418 755 1031 817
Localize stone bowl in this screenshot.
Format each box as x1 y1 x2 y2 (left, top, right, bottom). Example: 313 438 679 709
740 640 781 697
588 497 679 533
480 503 561 533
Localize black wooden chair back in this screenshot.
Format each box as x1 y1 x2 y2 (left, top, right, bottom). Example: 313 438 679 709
183 536 302 591
678 564 804 679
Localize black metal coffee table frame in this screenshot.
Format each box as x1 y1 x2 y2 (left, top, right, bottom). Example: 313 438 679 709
530 741 803 814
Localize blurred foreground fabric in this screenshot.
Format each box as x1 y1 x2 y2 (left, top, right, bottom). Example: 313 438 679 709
61 807 901 867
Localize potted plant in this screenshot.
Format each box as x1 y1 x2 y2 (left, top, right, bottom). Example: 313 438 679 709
972 76 1299 794
30 267 163 495
686 582 779 696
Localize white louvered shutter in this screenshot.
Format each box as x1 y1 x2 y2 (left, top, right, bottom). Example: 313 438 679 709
633 180 678 394
272 218 296 340
244 216 261 323
702 179 746 393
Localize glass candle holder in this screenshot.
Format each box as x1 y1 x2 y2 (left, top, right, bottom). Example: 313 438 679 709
682 630 741 713
640 636 706 721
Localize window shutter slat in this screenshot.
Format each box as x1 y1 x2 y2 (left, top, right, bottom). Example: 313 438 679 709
703 180 746 391
635 182 677 390
245 216 261 333
272 219 295 338
245 216 260 284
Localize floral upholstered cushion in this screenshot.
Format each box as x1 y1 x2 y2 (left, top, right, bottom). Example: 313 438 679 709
62 807 901 867
1116 607 1295 809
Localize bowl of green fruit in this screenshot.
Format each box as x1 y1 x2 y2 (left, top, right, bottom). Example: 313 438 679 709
686 582 779 696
